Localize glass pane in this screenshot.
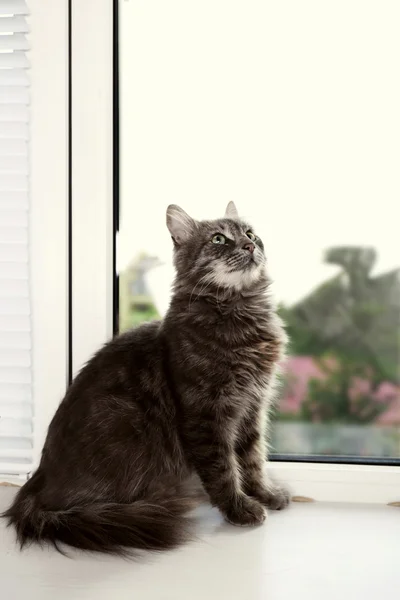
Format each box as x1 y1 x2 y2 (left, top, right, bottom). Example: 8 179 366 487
118 1 400 460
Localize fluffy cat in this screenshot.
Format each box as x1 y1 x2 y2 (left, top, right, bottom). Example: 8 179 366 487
3 202 290 554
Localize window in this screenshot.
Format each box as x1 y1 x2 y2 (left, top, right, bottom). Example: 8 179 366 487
118 1 400 464
72 0 400 502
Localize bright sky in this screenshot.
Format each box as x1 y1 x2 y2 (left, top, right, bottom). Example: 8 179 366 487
118 1 400 307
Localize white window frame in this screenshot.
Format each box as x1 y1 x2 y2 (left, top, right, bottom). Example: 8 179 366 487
29 0 69 473
70 0 400 505
70 0 114 377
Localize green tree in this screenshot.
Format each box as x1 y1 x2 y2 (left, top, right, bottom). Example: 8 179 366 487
279 245 399 424
282 246 400 384
119 253 161 331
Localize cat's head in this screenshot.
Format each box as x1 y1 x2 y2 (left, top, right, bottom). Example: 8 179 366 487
166 202 266 292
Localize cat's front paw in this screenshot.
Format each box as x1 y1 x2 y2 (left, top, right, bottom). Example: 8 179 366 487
255 485 291 511
224 496 266 527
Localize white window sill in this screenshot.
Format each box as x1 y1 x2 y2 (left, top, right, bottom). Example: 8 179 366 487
1 487 399 600
269 462 400 504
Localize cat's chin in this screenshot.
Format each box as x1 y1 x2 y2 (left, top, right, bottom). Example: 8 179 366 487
210 262 264 291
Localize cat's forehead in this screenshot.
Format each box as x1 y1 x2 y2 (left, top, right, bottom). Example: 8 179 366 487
200 218 252 238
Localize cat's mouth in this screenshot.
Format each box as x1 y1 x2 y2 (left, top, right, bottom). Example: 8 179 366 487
240 251 262 268
227 256 260 273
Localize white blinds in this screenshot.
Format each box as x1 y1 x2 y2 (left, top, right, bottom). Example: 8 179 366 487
0 0 32 477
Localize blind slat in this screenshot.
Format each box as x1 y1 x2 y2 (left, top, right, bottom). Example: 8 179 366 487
0 17 29 34
0 121 28 138
0 367 31 385
0 402 32 419
0 383 31 401
0 261 28 279
0 315 30 332
0 298 30 315
0 279 29 297
0 156 28 173
0 226 28 243
0 349 30 367
0 86 29 105
0 173 28 189
0 69 29 86
0 449 32 460
0 245 28 263
0 331 30 349
0 191 28 208
0 209 28 226
0 139 28 155
0 104 29 122
0 463 31 475
0 417 31 434
0 33 29 51
0 436 32 450
0 1 29 16
0 51 30 69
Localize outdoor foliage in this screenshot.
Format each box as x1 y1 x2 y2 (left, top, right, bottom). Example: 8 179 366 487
280 246 400 423
301 357 389 424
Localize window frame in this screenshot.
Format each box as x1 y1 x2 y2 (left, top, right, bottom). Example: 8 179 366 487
70 0 115 378
27 0 70 474
70 0 400 505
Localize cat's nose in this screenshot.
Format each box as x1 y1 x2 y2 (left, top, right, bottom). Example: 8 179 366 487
243 242 255 254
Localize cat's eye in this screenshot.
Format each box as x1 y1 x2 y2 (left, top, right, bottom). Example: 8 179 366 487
211 234 226 245
246 231 256 241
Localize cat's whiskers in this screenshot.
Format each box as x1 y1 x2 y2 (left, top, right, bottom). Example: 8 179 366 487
215 283 223 309
193 277 214 302
188 273 212 311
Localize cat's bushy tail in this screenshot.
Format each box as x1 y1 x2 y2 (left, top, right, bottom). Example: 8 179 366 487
3 470 196 556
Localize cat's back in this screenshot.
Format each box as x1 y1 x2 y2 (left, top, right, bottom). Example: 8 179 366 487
44 320 167 453
34 319 187 504
76 319 163 387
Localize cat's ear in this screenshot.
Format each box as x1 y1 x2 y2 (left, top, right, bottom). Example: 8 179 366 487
166 205 197 244
224 201 239 219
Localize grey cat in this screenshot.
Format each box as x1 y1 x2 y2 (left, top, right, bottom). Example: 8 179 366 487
4 202 290 555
